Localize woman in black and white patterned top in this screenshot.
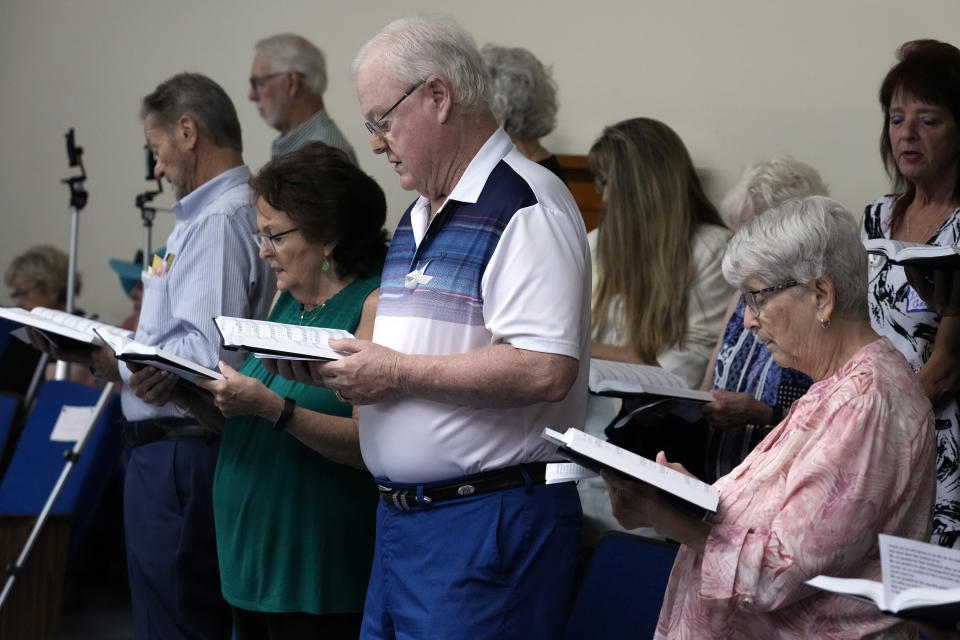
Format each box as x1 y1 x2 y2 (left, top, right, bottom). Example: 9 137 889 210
862 39 960 548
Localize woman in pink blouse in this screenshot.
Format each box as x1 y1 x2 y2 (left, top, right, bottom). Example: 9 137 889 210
605 196 936 639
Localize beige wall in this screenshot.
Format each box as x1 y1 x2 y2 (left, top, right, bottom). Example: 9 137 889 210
1 0 958 323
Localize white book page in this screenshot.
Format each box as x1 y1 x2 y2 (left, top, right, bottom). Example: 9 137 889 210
93 328 223 381
31 307 131 337
862 239 960 263
588 359 713 401
216 316 353 361
49 405 98 442
804 576 884 608
93 327 139 355
545 427 719 512
881 534 960 611
0 306 132 344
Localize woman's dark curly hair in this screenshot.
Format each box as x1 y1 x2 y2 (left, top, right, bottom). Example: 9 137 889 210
249 141 388 280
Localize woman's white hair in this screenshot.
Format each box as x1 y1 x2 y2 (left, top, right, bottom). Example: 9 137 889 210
481 44 557 139
255 33 327 95
719 158 830 229
722 196 868 318
352 15 491 110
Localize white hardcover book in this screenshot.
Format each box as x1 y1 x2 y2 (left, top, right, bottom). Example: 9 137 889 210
589 358 713 402
0 306 132 345
215 316 354 362
542 427 719 513
805 534 960 629
93 328 223 382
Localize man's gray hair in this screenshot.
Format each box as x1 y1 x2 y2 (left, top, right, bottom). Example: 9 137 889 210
140 72 242 152
481 44 557 139
719 158 830 230
353 15 491 110
254 33 327 95
722 196 868 319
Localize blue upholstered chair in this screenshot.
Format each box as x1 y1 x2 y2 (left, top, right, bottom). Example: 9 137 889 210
564 532 679 640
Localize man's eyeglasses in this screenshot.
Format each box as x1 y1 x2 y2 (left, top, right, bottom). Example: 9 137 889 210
252 227 299 251
742 281 803 317
364 79 426 137
249 71 292 92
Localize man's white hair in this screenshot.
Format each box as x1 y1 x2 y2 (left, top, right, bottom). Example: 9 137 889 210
353 15 491 110
255 33 327 95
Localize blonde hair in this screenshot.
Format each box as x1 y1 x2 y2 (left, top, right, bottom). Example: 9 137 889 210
588 118 725 362
5 244 80 305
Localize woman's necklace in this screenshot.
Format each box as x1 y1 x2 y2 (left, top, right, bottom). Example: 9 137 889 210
903 202 958 243
299 300 326 326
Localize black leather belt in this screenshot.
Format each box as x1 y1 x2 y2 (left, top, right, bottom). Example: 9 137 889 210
378 462 547 510
122 418 219 447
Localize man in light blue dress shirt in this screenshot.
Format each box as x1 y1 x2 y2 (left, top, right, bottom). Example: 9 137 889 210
79 73 276 639
249 33 358 162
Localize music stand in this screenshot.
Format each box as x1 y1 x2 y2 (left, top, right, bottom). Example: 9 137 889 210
0 381 115 611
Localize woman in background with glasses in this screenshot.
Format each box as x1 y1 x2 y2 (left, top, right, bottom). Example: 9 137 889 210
605 196 935 638
3 244 92 390
150 141 387 639
862 39 960 549
5 244 78 312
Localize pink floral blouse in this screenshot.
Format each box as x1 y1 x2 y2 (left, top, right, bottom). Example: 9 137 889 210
656 338 935 639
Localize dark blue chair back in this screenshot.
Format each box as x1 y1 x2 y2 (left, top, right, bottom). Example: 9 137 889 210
0 318 19 358
0 392 22 479
564 532 679 640
0 381 123 549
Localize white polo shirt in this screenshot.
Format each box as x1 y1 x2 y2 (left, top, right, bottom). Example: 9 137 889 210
359 129 591 483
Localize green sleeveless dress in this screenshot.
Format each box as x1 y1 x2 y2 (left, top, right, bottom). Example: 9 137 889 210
213 274 379 614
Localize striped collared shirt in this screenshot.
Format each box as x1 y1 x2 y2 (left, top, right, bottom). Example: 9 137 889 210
119 165 276 421
271 109 357 164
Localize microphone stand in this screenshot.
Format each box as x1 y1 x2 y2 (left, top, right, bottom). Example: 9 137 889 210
56 129 88 381
136 147 163 266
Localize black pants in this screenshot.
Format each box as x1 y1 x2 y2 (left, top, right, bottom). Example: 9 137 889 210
232 606 363 640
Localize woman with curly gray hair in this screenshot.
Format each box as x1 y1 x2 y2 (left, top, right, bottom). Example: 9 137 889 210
481 44 566 182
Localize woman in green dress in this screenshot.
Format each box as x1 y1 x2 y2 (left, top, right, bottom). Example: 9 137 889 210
187 141 387 639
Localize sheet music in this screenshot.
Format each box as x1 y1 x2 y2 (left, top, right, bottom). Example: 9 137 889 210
543 427 719 512
881 534 960 602
216 316 353 361
589 359 714 401
0 306 132 344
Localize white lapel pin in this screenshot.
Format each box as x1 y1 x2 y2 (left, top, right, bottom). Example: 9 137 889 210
405 260 434 289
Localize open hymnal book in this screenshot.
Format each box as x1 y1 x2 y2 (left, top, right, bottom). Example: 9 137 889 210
93 328 223 382
805 533 960 629
0 306 132 345
542 427 719 513
863 238 960 268
589 359 713 403
215 316 354 362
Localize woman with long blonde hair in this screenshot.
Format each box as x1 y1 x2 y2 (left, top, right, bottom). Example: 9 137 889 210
588 117 732 387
